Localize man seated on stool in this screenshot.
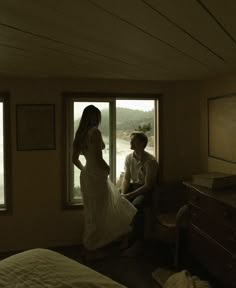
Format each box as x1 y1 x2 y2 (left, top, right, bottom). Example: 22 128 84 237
121 131 159 256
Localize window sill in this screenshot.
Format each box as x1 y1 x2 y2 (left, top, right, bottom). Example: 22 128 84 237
62 202 84 210
0 207 12 215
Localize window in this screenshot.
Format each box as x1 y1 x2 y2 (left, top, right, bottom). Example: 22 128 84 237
0 93 11 213
63 94 160 207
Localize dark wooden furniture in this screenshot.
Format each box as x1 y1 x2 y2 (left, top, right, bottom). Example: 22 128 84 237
152 181 187 267
184 181 236 288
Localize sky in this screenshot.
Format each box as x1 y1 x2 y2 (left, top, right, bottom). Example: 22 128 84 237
74 100 154 118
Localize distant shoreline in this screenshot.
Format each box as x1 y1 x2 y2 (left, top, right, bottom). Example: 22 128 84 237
104 131 154 147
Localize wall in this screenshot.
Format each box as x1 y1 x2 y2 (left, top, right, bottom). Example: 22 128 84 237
200 73 236 174
162 80 203 179
0 77 202 252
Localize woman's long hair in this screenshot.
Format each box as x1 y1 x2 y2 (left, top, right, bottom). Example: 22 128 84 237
73 105 101 154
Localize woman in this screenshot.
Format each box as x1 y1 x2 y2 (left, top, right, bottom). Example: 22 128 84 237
72 105 137 253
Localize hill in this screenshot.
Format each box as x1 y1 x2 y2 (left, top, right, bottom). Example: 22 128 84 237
74 107 154 137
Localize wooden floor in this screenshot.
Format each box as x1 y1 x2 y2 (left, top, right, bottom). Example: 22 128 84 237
51 239 223 288
0 239 221 288
52 240 166 288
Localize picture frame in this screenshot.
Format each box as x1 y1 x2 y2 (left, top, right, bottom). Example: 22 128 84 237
16 104 56 151
208 94 236 163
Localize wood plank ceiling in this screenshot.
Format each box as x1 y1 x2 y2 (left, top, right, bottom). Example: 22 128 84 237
0 0 235 80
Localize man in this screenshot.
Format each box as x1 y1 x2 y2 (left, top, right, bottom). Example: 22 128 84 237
121 131 159 256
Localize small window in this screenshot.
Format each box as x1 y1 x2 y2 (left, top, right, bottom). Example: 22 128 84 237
0 93 11 213
63 94 160 207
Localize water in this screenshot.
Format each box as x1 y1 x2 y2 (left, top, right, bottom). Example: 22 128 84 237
73 137 154 192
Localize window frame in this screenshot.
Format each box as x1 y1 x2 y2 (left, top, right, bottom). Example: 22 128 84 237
0 92 12 214
62 92 161 209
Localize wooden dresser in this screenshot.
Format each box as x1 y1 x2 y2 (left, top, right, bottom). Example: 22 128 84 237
183 181 236 288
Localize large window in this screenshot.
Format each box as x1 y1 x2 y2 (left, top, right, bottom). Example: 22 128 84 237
0 93 11 213
63 94 159 206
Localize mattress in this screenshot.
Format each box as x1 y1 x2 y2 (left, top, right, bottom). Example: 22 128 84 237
0 248 127 288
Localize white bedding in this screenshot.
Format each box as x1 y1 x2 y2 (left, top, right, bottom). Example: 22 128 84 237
0 248 127 288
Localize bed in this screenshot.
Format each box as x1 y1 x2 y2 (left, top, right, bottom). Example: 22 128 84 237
0 248 127 288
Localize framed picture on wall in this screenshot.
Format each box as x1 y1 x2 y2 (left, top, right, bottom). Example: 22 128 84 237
208 94 236 163
16 104 56 151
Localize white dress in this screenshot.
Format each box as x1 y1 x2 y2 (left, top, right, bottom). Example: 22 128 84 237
80 127 137 250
